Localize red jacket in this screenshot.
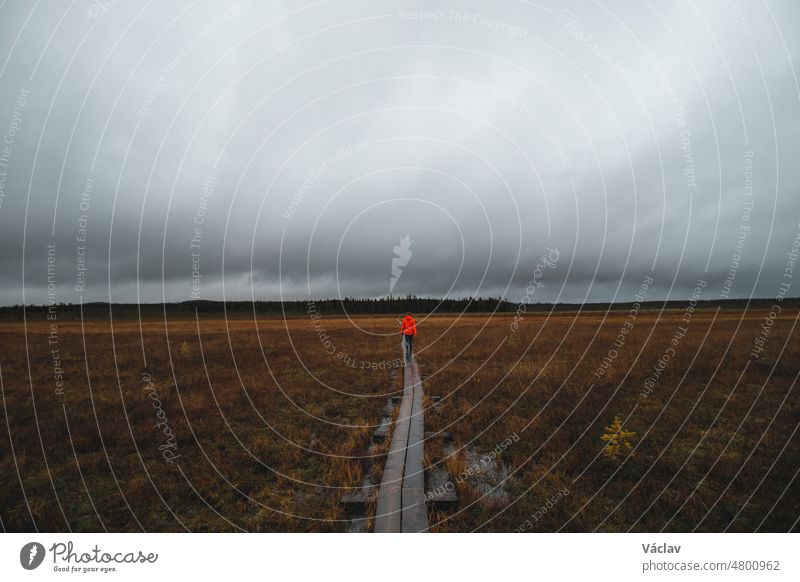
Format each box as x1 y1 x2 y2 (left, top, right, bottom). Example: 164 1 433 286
401 315 417 336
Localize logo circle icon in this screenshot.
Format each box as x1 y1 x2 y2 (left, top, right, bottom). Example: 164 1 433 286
20 542 45 570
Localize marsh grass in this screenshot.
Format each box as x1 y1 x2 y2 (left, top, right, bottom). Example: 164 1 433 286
1 307 797 532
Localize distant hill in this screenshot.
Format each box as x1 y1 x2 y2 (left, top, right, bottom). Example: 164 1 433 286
0 296 796 322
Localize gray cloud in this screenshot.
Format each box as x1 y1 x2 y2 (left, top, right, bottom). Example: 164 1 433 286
0 0 798 307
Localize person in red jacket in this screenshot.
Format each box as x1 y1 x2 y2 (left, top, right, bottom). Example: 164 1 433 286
400 312 417 359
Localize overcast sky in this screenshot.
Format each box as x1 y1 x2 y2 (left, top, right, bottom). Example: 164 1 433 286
0 0 798 306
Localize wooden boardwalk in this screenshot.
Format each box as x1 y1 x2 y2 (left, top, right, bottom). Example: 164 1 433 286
373 355 428 533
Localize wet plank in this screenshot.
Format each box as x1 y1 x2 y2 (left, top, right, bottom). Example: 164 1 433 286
374 357 428 533
373 362 414 532
401 360 428 532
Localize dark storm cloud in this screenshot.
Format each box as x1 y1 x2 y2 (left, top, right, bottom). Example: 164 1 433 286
0 0 798 307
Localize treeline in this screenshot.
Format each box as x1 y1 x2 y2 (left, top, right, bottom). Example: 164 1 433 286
0 296 514 321
0 296 796 322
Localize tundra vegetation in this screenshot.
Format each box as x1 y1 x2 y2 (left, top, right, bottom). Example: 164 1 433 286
0 305 797 532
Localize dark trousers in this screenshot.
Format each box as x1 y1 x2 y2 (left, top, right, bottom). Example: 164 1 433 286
404 334 413 358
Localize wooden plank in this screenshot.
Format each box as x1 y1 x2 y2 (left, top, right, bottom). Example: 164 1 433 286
426 467 458 509
425 430 453 442
401 360 428 532
373 364 415 532
374 355 429 533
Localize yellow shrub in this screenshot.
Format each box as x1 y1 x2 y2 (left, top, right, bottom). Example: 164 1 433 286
601 416 636 460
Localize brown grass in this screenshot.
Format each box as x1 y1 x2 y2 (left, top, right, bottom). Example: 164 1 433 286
0 306 798 532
